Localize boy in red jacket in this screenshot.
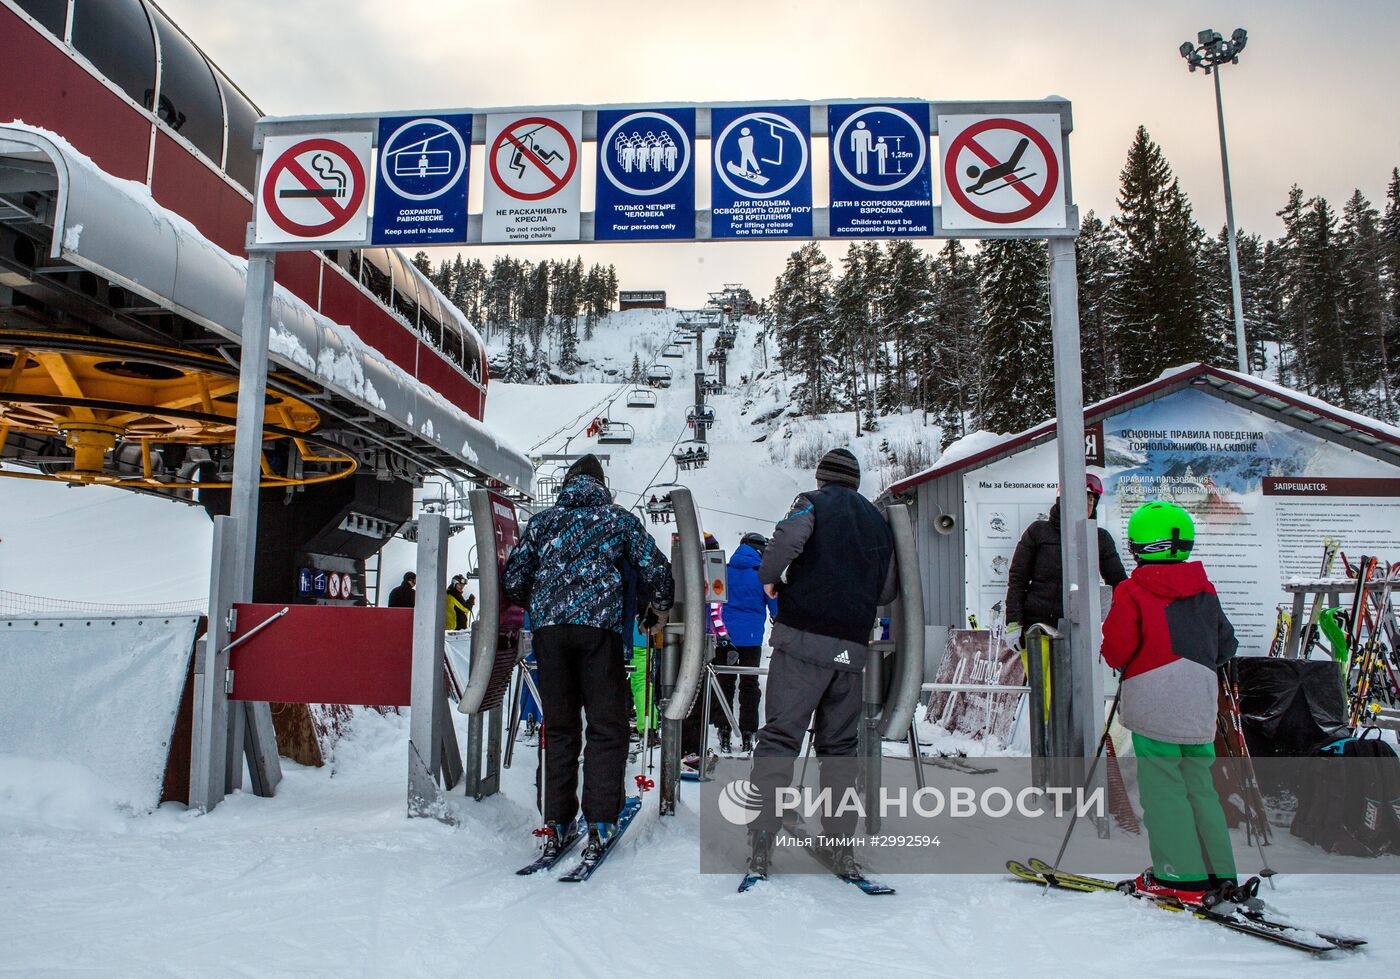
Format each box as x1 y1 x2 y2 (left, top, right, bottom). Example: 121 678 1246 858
1101 500 1244 905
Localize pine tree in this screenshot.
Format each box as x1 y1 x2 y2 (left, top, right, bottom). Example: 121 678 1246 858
1202 226 1267 374
629 352 643 384
1075 211 1119 402
1111 127 1211 387
1338 189 1389 415
978 238 1052 433
770 243 836 413
411 250 433 278
1273 185 1311 391
929 239 981 445
1381 169 1400 418
1298 195 1346 402
830 245 871 431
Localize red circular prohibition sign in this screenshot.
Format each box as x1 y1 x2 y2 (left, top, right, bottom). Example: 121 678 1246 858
944 118 1059 225
261 138 367 237
488 117 579 202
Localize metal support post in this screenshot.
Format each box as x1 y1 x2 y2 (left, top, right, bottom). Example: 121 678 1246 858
189 515 237 811
1214 68 1249 374
659 625 682 815
1046 237 1104 765
408 512 452 821
860 645 885 833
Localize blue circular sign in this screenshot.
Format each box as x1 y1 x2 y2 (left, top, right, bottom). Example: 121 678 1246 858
379 117 468 201
833 106 926 193
600 111 690 196
714 111 808 201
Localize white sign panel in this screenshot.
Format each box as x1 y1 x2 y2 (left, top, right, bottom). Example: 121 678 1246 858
254 132 373 245
482 111 582 243
962 388 1400 653
938 113 1066 231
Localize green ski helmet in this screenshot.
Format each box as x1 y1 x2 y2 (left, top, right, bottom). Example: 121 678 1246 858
1127 501 1195 562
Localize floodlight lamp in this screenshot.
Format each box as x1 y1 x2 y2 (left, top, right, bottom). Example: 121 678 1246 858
1231 27 1247 52
1197 28 1221 47
1179 41 1194 59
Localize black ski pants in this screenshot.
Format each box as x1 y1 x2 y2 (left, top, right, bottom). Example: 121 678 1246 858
716 644 762 736
533 624 630 826
749 647 862 837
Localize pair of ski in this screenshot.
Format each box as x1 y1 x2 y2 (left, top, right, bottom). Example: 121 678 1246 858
1007 858 1364 953
515 796 643 882
739 827 896 896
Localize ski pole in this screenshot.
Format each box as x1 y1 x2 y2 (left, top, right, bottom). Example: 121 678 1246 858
1221 664 1276 888
1049 679 1122 875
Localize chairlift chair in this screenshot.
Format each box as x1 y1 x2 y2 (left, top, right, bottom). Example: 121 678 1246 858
597 419 635 445
626 387 658 408
647 365 673 388
643 483 682 525
673 440 709 472
662 345 684 359
686 405 716 429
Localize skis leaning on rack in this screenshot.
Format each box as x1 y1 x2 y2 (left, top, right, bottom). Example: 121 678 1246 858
1006 859 1364 953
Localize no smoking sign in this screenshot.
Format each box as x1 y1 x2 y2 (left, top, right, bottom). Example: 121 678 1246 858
938 114 1066 230
254 132 372 245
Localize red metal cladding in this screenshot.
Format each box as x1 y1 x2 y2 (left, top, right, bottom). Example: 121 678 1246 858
1 6 492 424
0 7 151 182
227 604 413 706
150 130 247 255
415 347 483 416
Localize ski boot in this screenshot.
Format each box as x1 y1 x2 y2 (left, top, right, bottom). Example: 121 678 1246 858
682 750 718 778
581 821 617 861
828 844 861 879
1202 875 1263 910
540 822 573 859
1121 869 1213 906
748 828 774 879
718 731 733 756
740 732 755 755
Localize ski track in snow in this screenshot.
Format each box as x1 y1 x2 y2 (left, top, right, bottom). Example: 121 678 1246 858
2 312 1397 973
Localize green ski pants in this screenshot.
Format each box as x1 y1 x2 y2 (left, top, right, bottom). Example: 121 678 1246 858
1132 732 1237 884
629 645 656 734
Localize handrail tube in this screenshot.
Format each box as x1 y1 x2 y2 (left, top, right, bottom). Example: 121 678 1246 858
662 487 706 721
878 503 925 738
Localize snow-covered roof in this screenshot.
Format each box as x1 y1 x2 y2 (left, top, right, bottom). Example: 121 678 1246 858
0 123 531 493
886 362 1400 497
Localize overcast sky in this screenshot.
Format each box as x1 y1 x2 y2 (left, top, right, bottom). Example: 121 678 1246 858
162 0 1400 307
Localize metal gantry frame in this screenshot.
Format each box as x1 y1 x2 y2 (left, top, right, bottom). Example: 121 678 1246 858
194 94 1100 821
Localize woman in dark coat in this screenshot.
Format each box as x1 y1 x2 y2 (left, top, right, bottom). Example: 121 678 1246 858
1004 473 1127 650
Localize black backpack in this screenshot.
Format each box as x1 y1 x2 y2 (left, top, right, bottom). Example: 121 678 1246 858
1290 731 1400 857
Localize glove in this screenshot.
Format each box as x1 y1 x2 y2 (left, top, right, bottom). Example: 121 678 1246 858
1003 621 1023 650
716 636 738 666
641 605 670 631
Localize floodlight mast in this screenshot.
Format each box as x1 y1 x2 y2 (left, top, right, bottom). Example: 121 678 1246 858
1181 27 1250 375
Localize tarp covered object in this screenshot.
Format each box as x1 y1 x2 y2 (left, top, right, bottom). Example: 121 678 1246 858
0 615 199 810
1237 658 1349 760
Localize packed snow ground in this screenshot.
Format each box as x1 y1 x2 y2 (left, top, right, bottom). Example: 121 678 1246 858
3 311 1399 974
3 706 1395 977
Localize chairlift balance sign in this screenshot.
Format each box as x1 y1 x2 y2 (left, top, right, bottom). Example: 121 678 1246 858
594 108 695 241
937 114 1066 230
828 103 932 236
482 111 583 243
254 132 372 245
710 106 812 238
371 114 471 245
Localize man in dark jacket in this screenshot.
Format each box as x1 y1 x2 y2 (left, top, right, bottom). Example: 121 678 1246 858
387 571 416 608
503 454 673 861
1004 473 1127 650
747 448 896 879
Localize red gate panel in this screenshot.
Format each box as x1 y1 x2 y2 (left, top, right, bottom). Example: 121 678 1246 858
228 604 413 706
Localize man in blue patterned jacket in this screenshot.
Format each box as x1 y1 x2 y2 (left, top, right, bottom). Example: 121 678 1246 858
504 454 673 859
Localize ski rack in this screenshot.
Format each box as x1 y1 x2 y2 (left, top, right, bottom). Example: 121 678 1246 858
1279 577 1391 658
